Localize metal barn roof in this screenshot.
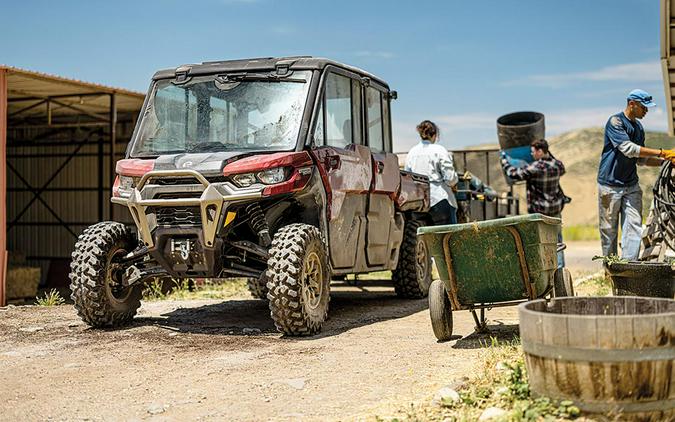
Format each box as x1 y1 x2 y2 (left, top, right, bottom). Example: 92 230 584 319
2 65 145 121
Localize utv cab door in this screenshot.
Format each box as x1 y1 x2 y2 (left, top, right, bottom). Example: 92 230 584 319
310 71 371 271
364 86 403 267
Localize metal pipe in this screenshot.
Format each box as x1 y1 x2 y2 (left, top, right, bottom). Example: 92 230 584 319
485 151 490 185
8 92 109 102
220 268 260 278
98 132 104 221
7 100 46 118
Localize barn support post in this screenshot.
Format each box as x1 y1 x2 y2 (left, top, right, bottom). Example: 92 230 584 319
0 68 7 306
109 93 116 221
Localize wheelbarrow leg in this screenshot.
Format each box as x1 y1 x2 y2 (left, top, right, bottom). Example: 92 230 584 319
470 308 488 333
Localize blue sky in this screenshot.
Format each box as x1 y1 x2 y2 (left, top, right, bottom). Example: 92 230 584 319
0 0 665 150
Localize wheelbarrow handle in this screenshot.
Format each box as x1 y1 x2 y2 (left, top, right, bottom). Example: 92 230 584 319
557 243 567 253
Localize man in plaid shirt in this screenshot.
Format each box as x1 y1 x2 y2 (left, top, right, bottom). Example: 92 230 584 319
501 139 567 266
500 139 566 216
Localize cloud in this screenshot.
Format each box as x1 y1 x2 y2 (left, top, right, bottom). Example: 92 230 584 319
354 51 396 59
392 113 497 152
546 107 667 134
434 113 496 129
392 107 668 152
505 61 662 87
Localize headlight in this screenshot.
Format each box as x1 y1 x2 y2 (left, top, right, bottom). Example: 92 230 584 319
232 173 257 188
117 176 135 198
231 168 288 188
257 167 287 185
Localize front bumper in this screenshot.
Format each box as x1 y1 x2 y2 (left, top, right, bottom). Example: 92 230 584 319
111 169 263 249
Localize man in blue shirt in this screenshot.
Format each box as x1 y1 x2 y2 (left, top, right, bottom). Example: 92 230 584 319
597 89 675 260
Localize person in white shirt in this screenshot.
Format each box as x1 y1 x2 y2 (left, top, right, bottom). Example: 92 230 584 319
405 120 459 225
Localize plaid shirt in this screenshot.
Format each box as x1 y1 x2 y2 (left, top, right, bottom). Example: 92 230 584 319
501 155 566 216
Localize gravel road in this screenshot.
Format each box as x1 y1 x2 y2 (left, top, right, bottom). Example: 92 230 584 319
0 242 598 421
0 281 520 422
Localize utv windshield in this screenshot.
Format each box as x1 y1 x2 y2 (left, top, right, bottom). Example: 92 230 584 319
131 71 312 156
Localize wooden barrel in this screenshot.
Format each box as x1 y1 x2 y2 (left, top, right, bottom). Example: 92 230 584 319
519 297 675 421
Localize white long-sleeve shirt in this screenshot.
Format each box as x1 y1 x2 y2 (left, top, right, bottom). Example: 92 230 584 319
405 140 458 208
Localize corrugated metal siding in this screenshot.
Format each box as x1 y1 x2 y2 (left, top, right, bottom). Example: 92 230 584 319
3 66 144 291
7 135 134 280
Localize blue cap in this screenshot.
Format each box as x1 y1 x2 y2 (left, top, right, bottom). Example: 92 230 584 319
627 89 656 107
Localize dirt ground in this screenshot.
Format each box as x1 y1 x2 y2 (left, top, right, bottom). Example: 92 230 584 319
0 242 600 422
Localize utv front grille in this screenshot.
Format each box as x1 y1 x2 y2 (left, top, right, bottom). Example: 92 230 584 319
153 206 202 225
152 176 227 186
154 192 202 200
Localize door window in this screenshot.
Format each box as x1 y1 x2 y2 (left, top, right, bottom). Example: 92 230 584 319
313 96 325 145
351 79 363 146
366 87 384 152
382 94 391 153
325 73 353 148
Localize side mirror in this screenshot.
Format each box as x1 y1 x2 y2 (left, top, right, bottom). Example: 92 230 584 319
389 90 398 100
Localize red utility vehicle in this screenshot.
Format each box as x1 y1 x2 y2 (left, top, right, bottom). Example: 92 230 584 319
69 57 431 335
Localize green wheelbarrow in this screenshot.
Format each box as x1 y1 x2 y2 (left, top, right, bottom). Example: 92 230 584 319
418 213 573 341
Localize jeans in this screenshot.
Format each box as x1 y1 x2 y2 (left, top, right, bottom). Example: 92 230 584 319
551 213 565 268
429 199 457 225
597 183 643 260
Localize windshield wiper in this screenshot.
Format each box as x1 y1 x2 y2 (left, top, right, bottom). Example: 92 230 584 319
188 143 228 153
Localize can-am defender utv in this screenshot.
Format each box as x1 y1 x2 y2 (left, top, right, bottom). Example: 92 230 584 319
69 57 432 335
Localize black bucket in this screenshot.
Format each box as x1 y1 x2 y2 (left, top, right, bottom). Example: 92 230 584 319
496 111 545 150
605 261 675 298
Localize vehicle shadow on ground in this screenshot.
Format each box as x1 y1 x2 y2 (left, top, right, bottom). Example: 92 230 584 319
452 321 520 349
130 280 427 339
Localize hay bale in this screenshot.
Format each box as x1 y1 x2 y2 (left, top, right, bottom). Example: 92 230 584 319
6 267 41 299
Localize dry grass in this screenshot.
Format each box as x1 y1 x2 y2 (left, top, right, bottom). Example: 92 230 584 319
573 272 612 297
372 337 593 422
142 278 249 301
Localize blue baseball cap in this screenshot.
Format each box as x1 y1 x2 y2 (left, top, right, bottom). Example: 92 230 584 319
627 89 656 108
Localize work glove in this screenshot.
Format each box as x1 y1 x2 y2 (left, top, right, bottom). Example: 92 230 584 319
660 149 675 164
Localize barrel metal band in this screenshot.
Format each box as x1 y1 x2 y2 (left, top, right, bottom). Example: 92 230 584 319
523 339 675 362
561 397 675 413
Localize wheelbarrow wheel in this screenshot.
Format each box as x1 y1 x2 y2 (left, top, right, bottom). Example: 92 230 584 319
429 279 453 341
553 267 574 297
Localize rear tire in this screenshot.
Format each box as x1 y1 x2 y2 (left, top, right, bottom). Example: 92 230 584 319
69 222 142 327
392 220 432 298
553 267 574 297
266 224 330 336
429 279 453 341
247 273 269 301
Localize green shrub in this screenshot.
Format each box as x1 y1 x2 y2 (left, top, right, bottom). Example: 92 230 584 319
35 289 65 306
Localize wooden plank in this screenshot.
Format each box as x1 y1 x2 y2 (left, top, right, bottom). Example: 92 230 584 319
633 314 657 348
0 68 6 307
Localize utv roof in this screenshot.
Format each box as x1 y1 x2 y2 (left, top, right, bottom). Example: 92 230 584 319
152 56 390 89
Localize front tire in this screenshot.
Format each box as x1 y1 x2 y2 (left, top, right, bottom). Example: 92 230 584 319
266 224 330 336
69 222 142 327
392 220 432 298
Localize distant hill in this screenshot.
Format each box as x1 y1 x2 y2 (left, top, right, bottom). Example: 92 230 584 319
457 128 675 226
